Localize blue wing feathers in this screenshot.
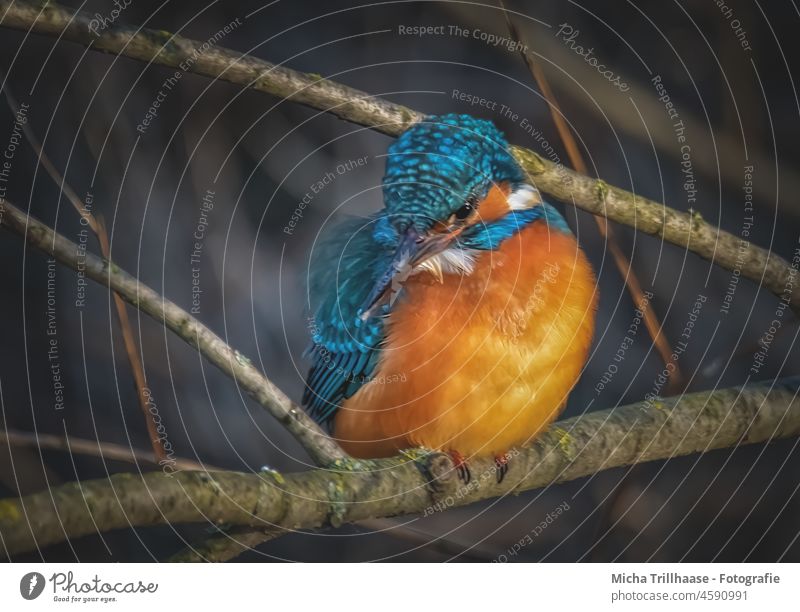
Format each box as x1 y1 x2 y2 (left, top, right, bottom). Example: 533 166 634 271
301 115 572 426
303 215 389 424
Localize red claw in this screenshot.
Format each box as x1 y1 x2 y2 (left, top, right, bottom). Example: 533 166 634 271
448 450 471 484
495 453 510 483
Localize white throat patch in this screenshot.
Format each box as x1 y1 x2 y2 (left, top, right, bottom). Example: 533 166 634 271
410 183 540 283
414 247 478 282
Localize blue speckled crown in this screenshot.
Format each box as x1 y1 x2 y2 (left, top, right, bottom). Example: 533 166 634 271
382 114 524 230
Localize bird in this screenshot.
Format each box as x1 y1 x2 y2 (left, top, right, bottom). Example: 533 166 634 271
303 113 597 482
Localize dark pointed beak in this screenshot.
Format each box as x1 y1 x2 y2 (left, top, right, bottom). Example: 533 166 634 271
358 225 457 321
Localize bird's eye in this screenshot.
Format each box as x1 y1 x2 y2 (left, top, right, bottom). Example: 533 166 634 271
454 196 478 220
454 204 472 220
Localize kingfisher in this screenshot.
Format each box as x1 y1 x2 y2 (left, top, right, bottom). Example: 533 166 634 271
303 114 597 481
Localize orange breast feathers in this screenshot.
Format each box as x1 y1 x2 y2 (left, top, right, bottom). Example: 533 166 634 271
334 218 598 459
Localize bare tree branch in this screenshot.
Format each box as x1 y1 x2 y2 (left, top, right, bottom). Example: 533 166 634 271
499 1 681 389
0 199 347 467
0 0 797 311
0 429 214 472
1 1 799 561
0 370 797 557
1 181 799 558
1 85 169 463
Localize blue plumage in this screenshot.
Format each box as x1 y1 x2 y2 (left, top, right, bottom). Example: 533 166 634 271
302 114 570 425
383 114 525 231
303 215 389 422
460 203 571 250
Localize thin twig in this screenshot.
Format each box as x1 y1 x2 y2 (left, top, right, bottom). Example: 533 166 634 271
1 198 799 557
0 0 799 561
439 2 799 217
2 86 167 462
0 199 347 467
1 372 798 557
2 426 265 563
499 2 681 389
0 0 795 312
0 428 214 472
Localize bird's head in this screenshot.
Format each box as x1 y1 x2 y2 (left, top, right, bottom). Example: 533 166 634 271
360 113 559 319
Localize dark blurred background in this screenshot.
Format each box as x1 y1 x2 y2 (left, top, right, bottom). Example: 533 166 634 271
0 0 798 561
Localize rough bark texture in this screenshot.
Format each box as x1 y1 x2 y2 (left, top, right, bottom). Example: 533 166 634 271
0 0 797 310
2 1 800 561
1 376 798 557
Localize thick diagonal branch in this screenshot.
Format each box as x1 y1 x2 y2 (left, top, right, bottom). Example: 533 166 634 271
2 0 799 561
1 201 798 558
0 199 346 466
0 0 797 310
1 376 798 557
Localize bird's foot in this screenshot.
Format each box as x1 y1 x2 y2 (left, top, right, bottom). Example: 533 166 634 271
494 453 511 483
401 447 448 493
448 450 471 484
